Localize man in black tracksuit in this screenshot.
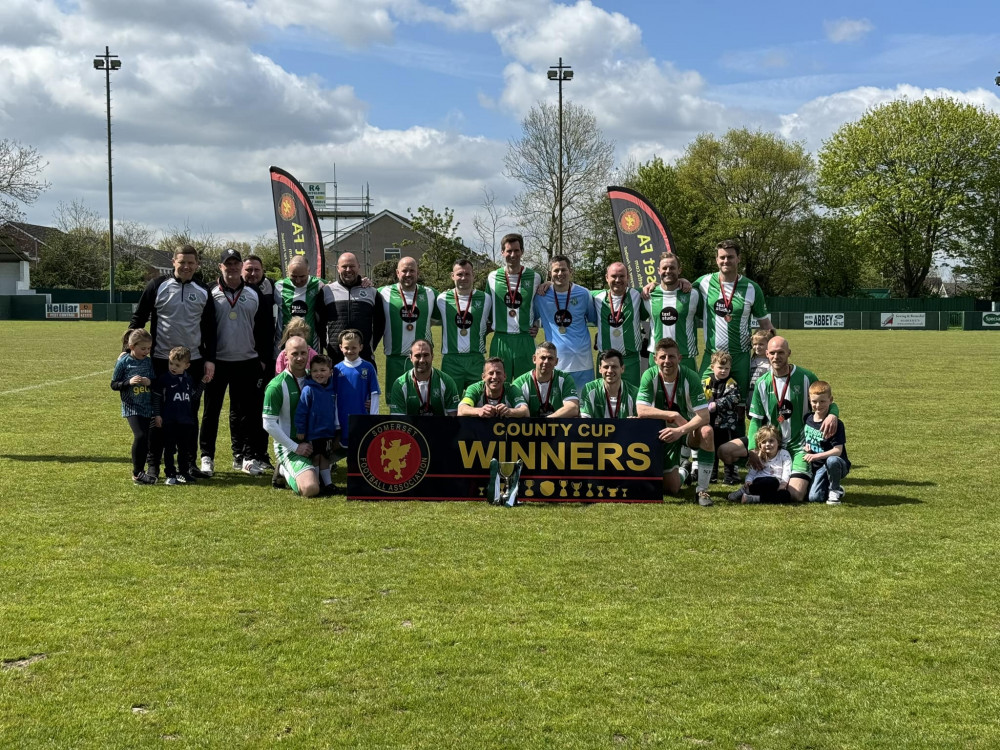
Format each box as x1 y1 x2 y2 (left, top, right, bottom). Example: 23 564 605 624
199 248 274 476
130 244 216 479
322 252 383 367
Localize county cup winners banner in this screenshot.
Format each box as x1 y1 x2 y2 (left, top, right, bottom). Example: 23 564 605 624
348 416 665 502
607 186 678 290
269 166 326 276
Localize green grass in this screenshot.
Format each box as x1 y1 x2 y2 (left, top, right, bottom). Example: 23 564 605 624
1 322 999 748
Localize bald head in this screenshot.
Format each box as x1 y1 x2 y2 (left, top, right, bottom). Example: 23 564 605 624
284 335 309 375
337 252 360 285
396 256 418 290
287 256 310 287
606 262 628 294
766 335 791 375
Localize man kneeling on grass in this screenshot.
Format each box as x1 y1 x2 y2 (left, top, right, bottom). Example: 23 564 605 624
262 336 320 497
637 337 716 506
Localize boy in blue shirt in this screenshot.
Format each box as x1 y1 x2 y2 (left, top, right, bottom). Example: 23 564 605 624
295 354 340 494
804 380 850 504
333 329 381 453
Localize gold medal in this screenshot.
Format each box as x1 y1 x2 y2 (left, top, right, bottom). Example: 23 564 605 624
508 309 517 317
459 329 468 336
406 324 414 331
612 328 622 337
558 327 567 334
229 311 238 320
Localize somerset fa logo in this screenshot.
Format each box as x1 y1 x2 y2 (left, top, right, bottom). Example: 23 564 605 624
618 208 642 235
358 421 430 493
278 193 297 221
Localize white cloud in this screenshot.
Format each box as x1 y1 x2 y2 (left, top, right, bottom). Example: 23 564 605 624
824 18 874 44
779 84 1000 152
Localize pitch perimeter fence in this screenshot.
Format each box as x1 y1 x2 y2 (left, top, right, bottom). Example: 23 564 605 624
1 293 997 330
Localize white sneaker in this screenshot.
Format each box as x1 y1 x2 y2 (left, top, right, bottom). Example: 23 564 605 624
200 456 215 477
826 491 843 505
742 493 761 504
242 458 263 476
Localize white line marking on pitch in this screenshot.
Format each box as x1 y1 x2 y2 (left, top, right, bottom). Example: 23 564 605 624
0 369 107 396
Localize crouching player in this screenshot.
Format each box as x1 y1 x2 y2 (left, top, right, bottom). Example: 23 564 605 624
637 337 715 506
262 336 320 497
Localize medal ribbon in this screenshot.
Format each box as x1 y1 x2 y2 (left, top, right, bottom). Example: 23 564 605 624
503 267 522 307
532 372 552 413
219 280 243 311
414 370 432 413
608 292 624 326
658 374 678 412
603 385 622 418
554 284 570 316
718 274 740 313
772 370 791 421
398 284 418 319
453 288 472 326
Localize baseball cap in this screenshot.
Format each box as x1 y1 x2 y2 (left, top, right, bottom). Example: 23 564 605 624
220 248 243 263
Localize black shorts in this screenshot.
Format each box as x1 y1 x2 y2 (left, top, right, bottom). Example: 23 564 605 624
311 438 333 459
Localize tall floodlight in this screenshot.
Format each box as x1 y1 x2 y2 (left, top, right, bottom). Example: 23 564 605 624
547 58 573 256
93 47 121 304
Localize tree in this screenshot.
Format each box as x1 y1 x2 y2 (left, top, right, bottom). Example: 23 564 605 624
471 188 511 263
787 215 873 297
952 147 1000 302
818 96 1000 298
675 129 816 295
398 205 492 290
504 102 614 263
0 139 49 223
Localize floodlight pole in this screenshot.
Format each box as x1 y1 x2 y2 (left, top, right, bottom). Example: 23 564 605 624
548 58 573 257
94 46 121 304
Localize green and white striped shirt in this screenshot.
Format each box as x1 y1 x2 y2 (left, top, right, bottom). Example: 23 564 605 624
695 274 769 355
436 288 491 355
644 286 701 360
592 288 646 355
389 369 460 416
379 284 439 357
487 267 541 335
275 276 324 351
579 379 640 418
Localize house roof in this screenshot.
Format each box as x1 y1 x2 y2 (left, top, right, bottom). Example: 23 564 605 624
325 209 414 247
0 221 65 247
0 235 31 262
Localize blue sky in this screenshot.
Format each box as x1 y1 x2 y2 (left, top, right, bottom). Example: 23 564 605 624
2 0 998 260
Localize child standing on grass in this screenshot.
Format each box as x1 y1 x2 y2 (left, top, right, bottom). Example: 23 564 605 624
728 424 791 504
111 328 159 485
703 350 742 484
333 329 381 453
804 380 851 505
294 355 341 495
153 346 204 485
748 328 774 392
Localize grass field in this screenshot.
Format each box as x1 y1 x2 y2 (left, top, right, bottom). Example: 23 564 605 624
1 321 999 749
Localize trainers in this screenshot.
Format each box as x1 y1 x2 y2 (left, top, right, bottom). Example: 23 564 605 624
174 473 192 484
165 476 178 486
232 456 243 472
187 468 210 480
180 472 199 484
723 465 740 485
696 490 713 507
727 488 745 502
826 491 843 505
147 464 160 480
242 458 264 476
200 456 215 477
742 493 761 504
271 463 287 489
257 457 275 472
320 482 339 496
133 472 157 485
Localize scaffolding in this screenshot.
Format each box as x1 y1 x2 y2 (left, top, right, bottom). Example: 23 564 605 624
313 167 373 277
